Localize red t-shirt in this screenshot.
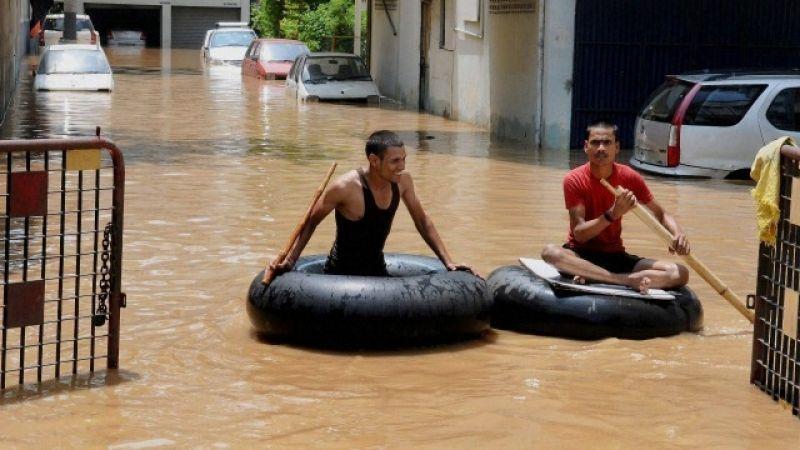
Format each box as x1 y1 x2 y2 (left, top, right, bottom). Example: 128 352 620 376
564 163 653 252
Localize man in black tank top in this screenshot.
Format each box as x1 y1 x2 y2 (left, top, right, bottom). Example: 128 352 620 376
269 130 474 277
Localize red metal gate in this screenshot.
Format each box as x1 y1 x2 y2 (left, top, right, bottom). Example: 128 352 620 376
0 131 124 389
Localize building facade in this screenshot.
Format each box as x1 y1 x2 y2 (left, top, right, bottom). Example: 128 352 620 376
59 0 249 49
0 0 31 127
370 0 800 150
369 0 575 148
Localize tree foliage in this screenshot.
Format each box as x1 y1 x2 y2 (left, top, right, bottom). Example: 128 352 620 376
251 0 366 52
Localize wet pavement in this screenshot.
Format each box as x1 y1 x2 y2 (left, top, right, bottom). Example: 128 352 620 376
0 48 798 447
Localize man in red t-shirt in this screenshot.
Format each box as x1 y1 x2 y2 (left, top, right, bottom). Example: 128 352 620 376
541 121 690 293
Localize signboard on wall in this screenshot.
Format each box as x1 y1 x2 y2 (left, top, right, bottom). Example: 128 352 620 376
489 0 536 14
375 0 397 11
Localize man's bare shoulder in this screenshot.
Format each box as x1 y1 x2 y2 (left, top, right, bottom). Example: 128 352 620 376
396 171 414 192
326 169 363 199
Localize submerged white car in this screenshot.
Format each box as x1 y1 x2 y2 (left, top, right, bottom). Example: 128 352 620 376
108 29 145 46
286 53 379 103
202 23 256 66
39 14 98 48
34 44 114 92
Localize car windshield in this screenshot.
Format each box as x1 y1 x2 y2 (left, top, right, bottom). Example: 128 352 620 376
302 56 371 83
44 18 93 31
39 50 111 75
209 31 255 48
261 44 309 62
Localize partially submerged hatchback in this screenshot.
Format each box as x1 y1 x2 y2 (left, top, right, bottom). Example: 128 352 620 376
286 53 379 103
34 44 113 92
242 39 309 80
632 71 800 178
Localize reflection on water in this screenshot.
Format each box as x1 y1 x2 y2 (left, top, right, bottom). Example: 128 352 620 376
0 48 798 447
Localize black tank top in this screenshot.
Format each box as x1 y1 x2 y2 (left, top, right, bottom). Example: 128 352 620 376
324 169 400 276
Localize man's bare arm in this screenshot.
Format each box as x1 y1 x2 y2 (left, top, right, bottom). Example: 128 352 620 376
400 174 474 273
570 188 637 243
270 180 344 273
643 200 690 255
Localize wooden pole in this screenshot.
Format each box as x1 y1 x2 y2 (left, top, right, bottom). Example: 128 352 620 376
599 179 754 323
261 163 337 285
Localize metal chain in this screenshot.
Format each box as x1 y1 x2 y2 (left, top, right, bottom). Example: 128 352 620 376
93 222 113 327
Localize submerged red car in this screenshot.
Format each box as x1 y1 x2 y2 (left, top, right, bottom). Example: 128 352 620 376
242 39 310 80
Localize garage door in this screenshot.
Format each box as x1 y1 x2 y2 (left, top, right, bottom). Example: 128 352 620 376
171 6 240 49
571 0 800 149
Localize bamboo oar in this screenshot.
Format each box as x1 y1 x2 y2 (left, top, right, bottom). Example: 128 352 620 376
599 179 754 323
261 162 337 285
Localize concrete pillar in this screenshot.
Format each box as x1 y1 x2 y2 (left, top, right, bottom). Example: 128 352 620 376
63 0 78 41
354 0 363 56
241 2 249 23
161 4 171 49
161 3 171 71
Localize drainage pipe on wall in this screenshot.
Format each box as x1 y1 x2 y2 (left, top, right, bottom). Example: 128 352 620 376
535 0 545 148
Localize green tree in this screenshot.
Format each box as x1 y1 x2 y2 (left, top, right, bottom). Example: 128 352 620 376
251 0 284 37
252 1 366 53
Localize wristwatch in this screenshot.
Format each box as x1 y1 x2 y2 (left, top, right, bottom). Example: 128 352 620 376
603 210 615 222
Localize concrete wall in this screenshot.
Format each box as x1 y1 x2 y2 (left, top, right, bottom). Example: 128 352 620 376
0 0 30 128
369 2 420 107
541 0 575 149
488 6 539 141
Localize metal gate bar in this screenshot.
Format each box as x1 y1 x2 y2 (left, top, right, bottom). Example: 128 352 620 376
751 151 800 418
0 134 124 389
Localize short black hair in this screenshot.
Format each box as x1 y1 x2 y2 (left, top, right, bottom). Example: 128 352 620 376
586 121 618 141
365 130 404 158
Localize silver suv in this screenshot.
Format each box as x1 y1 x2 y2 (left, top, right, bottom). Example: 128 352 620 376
631 71 800 178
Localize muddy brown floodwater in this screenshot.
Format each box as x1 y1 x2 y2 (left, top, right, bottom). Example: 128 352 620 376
0 48 798 448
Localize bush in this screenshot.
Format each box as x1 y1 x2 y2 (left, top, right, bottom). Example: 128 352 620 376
251 0 365 53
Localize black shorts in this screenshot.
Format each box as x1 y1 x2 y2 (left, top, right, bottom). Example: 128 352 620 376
563 244 644 274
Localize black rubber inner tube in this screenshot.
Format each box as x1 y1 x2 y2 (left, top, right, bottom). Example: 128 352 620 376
247 253 491 347
487 265 703 340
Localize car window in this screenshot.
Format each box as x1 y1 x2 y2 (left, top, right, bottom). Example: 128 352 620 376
683 84 767 126
39 50 111 75
639 80 693 122
291 57 304 81
302 56 371 83
245 41 257 58
261 44 309 62
44 18 94 31
766 87 800 131
209 31 256 48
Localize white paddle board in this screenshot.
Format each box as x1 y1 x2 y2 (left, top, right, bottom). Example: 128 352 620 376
519 258 676 301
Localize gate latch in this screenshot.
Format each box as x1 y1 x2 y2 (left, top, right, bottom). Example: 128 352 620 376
746 294 756 310
121 292 127 308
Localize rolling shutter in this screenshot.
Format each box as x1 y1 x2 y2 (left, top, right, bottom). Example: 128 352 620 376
171 6 240 49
